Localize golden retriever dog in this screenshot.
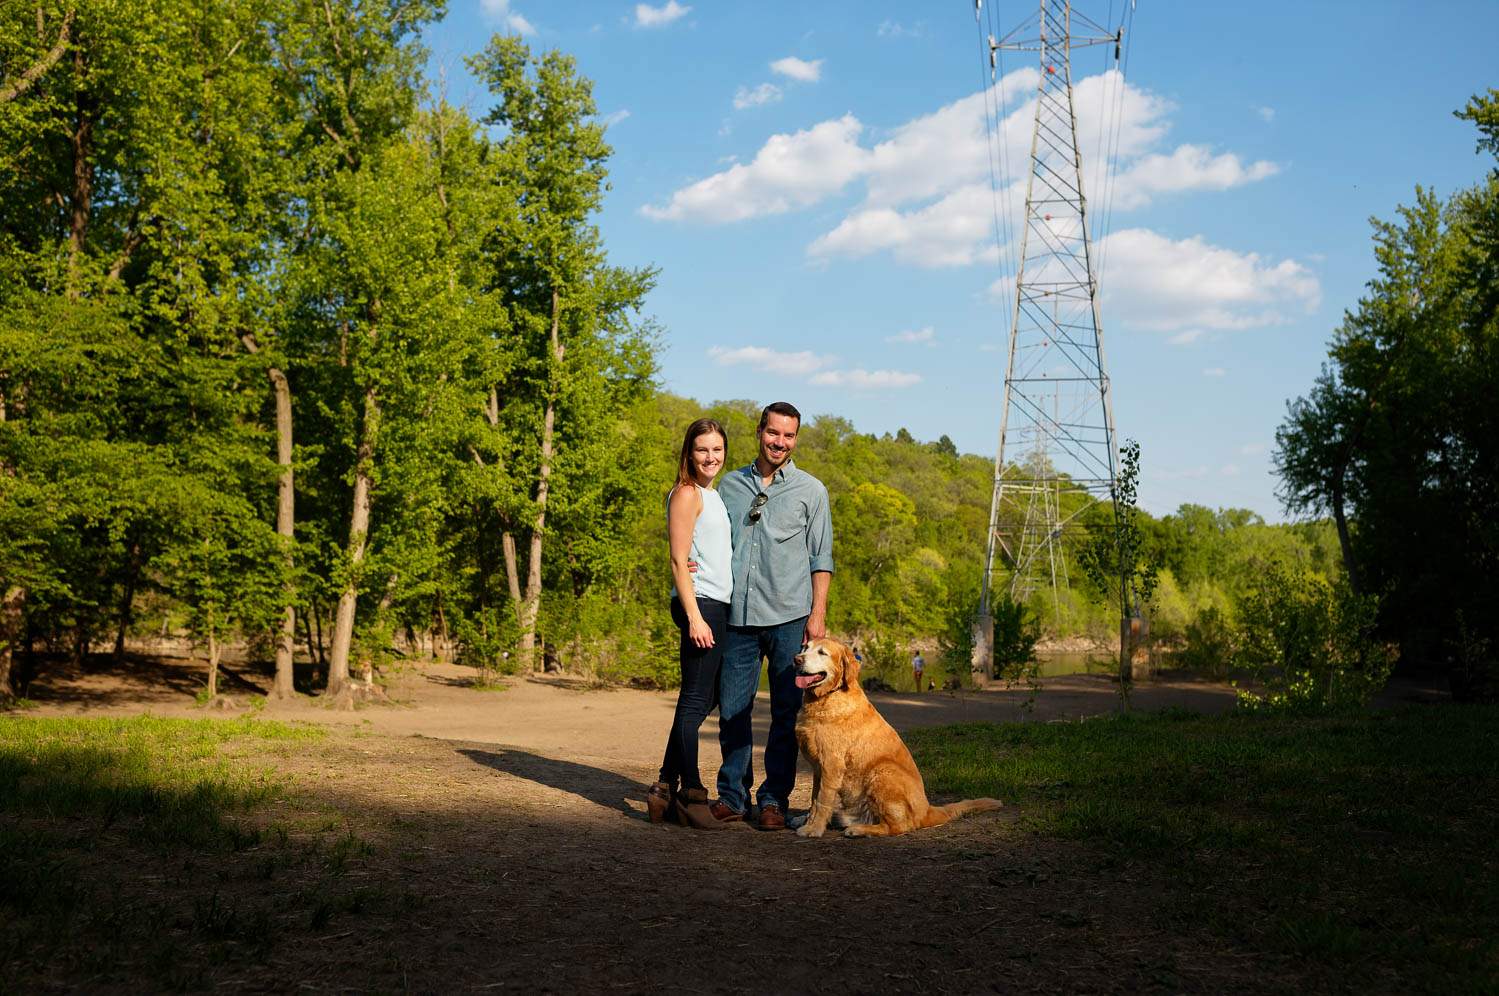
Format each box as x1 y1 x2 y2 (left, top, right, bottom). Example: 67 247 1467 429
793 638 1001 838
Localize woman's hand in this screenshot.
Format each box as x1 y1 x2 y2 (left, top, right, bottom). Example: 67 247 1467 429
688 615 715 649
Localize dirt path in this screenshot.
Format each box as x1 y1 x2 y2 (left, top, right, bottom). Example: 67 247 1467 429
24 654 1238 790
16 656 1331 992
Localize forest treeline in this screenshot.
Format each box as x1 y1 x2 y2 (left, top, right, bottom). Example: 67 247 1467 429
1 7 1493 703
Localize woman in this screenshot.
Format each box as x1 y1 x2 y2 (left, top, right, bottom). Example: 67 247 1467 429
647 418 733 830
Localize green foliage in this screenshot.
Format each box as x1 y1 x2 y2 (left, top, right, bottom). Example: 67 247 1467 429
1078 439 1161 615
1178 605 1237 679
857 634 908 692
935 581 977 683
1233 563 1395 711
1274 92 1499 700
454 607 521 677
990 594 1041 683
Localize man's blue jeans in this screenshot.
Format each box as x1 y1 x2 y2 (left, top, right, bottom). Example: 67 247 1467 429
715 617 806 815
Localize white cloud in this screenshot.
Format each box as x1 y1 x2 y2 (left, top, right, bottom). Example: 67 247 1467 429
635 1 690 28
642 115 868 223
1239 442 1267 455
708 346 917 391
1167 329 1204 345
1110 144 1280 210
886 326 935 344
809 369 922 389
1203 367 1227 377
1095 228 1321 332
708 346 833 376
732 83 782 110
1220 463 1242 477
809 182 1001 267
480 0 533 34
1256 106 1276 123
770 56 823 83
600 109 631 128
878 19 925 38
645 67 1284 275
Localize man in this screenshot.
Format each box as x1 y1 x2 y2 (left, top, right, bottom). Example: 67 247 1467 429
711 401 833 830
911 649 925 692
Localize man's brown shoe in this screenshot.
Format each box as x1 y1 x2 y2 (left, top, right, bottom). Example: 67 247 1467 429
755 802 786 831
708 800 744 823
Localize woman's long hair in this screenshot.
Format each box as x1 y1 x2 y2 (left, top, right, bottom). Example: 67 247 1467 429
676 418 728 488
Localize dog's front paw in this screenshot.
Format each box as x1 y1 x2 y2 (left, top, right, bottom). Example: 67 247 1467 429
796 822 826 839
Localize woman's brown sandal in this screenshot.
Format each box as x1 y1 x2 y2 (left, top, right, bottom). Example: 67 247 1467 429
646 781 674 824
673 787 727 831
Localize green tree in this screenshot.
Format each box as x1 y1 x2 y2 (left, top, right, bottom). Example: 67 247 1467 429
1275 91 1499 699
0 1 292 695
1077 439 1161 684
467 35 656 670
1234 562 1394 711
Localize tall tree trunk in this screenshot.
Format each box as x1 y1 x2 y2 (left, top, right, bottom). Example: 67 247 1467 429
516 288 563 671
435 600 450 662
312 603 326 667
67 43 93 298
206 607 220 700
327 388 378 698
1330 469 1360 595
240 334 298 698
474 387 524 627
0 384 20 698
502 531 522 622
112 539 142 661
269 367 296 698
0 586 24 699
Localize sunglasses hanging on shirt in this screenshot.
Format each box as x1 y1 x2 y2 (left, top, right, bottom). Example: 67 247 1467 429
748 493 769 522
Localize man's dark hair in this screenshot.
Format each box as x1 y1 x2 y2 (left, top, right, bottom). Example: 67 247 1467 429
758 401 801 431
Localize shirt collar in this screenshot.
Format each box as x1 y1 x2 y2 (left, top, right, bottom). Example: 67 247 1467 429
748 458 794 487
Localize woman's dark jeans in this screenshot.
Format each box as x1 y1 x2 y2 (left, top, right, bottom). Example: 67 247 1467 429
659 596 729 792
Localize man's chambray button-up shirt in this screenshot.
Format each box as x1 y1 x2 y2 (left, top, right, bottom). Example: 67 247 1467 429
718 459 834 628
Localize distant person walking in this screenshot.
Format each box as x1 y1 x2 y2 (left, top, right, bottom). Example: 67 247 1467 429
911 650 925 692
710 402 834 831
646 418 733 830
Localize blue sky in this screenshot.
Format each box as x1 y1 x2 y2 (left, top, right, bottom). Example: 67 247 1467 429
425 1 1497 521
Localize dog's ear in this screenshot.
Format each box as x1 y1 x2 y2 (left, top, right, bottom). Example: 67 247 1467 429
840 642 861 690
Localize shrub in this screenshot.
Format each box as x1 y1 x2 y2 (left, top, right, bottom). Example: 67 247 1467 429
991 594 1041 684
1179 605 1237 678
859 633 908 690
454 607 521 678
1234 563 1395 710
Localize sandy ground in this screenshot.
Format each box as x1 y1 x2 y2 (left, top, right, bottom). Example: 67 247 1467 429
23 653 1241 789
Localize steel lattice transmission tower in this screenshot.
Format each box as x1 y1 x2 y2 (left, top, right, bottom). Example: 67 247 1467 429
973 0 1124 677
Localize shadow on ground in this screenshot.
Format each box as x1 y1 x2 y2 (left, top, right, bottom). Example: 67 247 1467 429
458 747 639 817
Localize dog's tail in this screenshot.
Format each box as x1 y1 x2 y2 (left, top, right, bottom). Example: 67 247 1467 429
921 797 1002 828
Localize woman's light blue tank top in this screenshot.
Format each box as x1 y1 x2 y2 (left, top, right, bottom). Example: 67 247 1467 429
670 485 733 604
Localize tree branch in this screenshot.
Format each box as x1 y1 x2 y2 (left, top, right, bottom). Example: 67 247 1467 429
0 8 74 105
106 217 146 282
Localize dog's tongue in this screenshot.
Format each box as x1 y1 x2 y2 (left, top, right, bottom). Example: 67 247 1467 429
795 674 821 689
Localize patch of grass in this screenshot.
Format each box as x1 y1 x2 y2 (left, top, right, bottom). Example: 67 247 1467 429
908 706 1499 991
0 714 321 847
0 715 334 989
